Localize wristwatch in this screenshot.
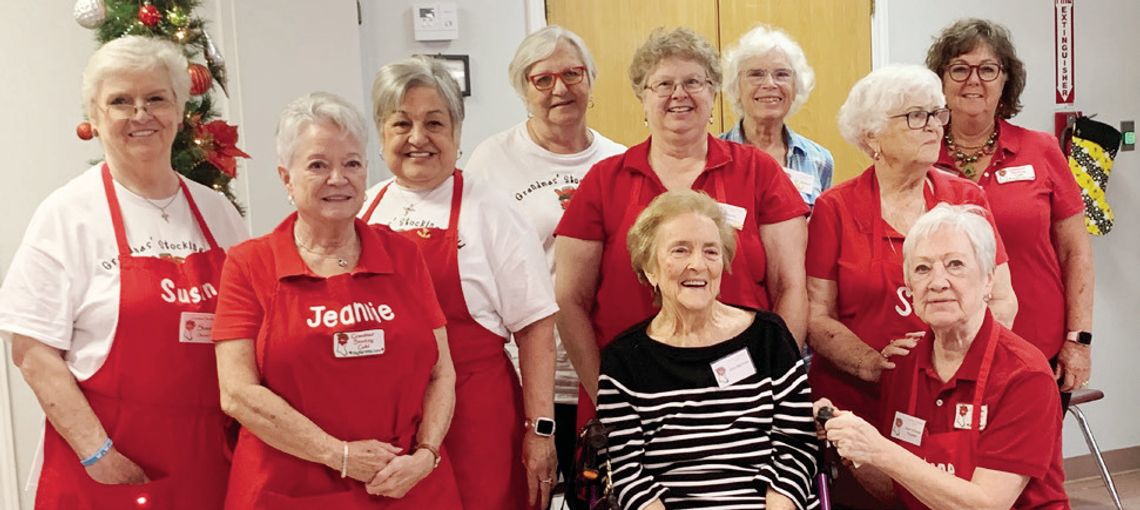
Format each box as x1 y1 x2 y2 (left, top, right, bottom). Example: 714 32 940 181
1066 331 1092 346
415 443 441 469
525 417 556 437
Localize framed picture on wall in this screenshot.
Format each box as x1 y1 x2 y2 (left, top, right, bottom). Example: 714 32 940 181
422 54 471 97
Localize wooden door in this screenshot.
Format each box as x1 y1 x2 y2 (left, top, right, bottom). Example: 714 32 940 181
548 0 873 184
546 0 723 147
719 0 873 183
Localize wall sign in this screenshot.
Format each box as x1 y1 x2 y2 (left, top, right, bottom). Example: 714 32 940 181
1055 0 1074 104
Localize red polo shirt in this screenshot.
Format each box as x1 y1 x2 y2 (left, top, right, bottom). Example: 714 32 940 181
805 166 1007 420
213 214 445 349
937 120 1085 359
879 314 1069 509
555 134 808 350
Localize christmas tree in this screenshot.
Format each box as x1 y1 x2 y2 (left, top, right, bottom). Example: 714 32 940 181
74 0 248 214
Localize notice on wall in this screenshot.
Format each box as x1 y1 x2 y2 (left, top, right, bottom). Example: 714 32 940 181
1055 0 1074 104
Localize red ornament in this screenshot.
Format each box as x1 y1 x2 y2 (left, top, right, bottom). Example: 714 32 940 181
76 121 94 140
188 63 212 96
138 3 161 27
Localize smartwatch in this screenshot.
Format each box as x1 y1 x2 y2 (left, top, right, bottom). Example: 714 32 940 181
525 417 556 437
1066 331 1092 346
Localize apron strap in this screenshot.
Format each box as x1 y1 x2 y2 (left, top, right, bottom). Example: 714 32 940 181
361 181 391 222
101 164 218 256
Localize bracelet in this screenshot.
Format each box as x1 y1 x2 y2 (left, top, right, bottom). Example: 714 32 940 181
339 441 348 478
80 438 113 467
415 443 441 469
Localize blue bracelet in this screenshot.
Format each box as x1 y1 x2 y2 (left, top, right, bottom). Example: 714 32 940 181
80 438 113 467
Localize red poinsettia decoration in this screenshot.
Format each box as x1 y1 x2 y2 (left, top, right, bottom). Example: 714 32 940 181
195 120 250 178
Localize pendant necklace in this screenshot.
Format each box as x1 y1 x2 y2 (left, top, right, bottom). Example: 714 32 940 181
144 193 180 223
295 241 354 268
945 124 999 179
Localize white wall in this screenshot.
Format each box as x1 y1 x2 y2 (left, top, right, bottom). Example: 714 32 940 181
884 0 1140 459
357 0 530 184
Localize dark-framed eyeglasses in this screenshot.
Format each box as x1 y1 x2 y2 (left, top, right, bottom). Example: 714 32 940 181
943 63 1003 83
890 108 951 130
645 77 713 98
527 66 588 91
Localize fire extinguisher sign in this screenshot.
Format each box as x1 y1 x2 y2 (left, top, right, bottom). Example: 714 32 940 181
1055 0 1074 104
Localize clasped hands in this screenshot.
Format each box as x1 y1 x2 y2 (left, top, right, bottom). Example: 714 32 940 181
334 439 434 498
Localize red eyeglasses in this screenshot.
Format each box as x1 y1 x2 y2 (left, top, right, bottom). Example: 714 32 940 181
527 66 588 91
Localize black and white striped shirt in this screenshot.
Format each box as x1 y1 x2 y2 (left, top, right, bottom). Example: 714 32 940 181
597 312 820 510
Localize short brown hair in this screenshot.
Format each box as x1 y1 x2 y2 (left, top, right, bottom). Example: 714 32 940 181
628 27 722 101
627 190 736 294
926 18 1026 119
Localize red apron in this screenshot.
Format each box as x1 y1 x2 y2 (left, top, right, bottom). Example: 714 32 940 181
35 165 230 509
364 171 529 510
223 215 460 509
892 324 1000 509
809 171 928 421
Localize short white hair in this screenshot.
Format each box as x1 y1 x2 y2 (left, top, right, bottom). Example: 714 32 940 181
371 56 465 144
275 92 367 167
82 36 190 119
903 203 997 286
722 25 815 117
508 25 598 102
837 64 945 157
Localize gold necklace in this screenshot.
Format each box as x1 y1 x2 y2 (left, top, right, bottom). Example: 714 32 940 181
295 239 357 268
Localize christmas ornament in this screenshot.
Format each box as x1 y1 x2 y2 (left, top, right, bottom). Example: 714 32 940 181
73 0 106 29
195 120 251 178
167 6 190 27
138 2 161 27
76 121 94 141
188 63 212 96
174 28 189 42
201 31 230 96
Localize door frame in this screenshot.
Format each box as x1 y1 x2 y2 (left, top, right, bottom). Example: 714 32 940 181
1 343 21 509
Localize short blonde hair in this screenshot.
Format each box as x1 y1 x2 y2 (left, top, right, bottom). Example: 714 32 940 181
628 27 722 101
627 190 737 291
837 64 945 157
722 25 815 117
82 36 190 119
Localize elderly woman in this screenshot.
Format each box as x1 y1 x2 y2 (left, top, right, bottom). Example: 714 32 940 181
212 93 460 508
464 26 625 503
556 27 809 431
805 65 1018 506
597 190 818 510
816 203 1069 509
360 57 558 510
928 19 1093 399
720 24 834 206
0 36 247 507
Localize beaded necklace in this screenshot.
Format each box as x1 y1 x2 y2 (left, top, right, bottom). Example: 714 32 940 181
945 123 999 179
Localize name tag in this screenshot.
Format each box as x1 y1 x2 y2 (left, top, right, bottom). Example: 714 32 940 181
717 203 747 231
953 404 988 430
995 165 1035 184
783 167 818 196
179 312 214 344
891 411 926 446
333 329 386 358
710 348 756 388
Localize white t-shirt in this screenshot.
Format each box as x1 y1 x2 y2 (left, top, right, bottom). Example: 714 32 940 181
361 173 557 342
0 164 249 381
465 122 625 403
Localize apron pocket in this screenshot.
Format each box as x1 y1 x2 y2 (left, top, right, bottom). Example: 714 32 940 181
84 475 175 508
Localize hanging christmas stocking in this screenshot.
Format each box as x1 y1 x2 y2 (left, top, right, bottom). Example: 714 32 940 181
1067 116 1122 235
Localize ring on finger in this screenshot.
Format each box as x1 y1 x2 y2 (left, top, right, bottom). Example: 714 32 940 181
541 478 553 484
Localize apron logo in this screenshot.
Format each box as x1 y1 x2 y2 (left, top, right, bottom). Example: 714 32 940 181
307 302 396 328
417 227 432 239
160 278 218 304
894 286 914 317
554 186 576 210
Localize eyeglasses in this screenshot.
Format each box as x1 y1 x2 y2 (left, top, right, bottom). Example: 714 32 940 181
890 108 951 130
742 68 794 85
943 63 1003 83
100 96 177 120
528 66 588 91
645 77 713 98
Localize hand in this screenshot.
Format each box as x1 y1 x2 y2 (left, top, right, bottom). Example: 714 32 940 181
645 500 667 510
1055 340 1092 392
85 448 149 485
812 398 835 441
824 410 887 468
858 333 922 382
522 432 557 509
365 450 434 498
335 440 402 483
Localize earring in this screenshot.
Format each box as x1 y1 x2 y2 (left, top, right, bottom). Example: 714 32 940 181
872 150 881 161
643 118 648 127
708 115 715 125
588 97 595 109
287 194 295 206
983 293 992 303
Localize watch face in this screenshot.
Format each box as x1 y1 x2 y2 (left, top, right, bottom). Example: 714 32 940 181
1078 331 1092 345
534 418 556 436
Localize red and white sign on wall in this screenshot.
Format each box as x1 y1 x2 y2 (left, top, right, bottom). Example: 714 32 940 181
1055 0 1074 104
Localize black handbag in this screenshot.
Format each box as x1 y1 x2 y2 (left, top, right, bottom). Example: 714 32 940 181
573 419 620 509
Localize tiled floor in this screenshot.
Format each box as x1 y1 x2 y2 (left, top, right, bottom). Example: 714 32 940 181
1068 469 1140 509
550 470 1140 509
